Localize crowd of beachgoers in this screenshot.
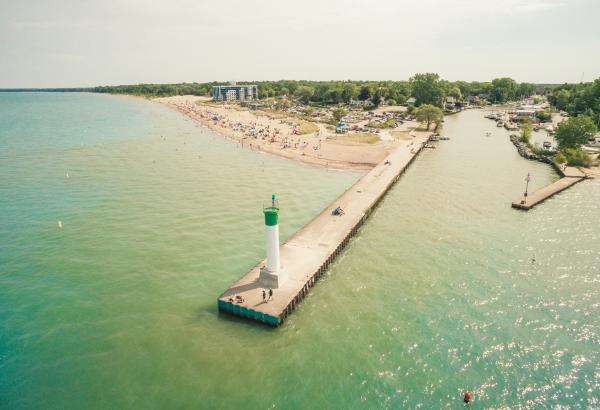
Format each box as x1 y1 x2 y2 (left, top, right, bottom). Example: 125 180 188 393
164 98 326 153
155 96 416 170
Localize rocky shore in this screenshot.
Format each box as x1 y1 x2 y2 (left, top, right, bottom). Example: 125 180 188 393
509 134 552 164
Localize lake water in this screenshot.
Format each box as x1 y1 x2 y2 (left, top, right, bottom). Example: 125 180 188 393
1 93 598 408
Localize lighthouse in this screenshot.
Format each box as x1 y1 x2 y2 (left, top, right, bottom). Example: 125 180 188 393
259 193 287 288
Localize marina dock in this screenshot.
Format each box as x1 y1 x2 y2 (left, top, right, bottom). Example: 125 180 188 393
511 166 587 210
218 135 430 326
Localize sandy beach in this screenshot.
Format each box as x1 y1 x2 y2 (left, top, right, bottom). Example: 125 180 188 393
156 95 424 170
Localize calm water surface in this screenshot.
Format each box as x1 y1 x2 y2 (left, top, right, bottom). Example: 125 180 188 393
0 94 598 409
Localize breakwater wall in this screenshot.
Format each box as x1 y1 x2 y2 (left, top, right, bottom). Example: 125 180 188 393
218 135 431 326
508 134 590 210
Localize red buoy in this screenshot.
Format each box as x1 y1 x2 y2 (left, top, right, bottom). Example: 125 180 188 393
464 391 471 403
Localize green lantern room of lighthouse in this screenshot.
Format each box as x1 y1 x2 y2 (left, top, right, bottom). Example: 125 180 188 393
264 193 279 226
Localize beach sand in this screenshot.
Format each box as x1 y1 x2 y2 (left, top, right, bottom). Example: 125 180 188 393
156 95 420 170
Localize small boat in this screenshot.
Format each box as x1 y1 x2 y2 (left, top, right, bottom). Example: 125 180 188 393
497 121 504 127
424 143 436 149
543 141 552 149
485 132 492 137
439 136 450 140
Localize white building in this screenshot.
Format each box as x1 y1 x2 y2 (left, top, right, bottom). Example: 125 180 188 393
212 84 258 101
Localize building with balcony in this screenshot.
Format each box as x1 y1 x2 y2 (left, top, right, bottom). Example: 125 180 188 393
212 84 258 101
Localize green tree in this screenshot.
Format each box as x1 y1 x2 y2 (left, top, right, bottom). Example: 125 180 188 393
414 104 444 130
332 107 347 123
553 89 571 111
517 83 536 98
410 73 446 107
520 119 532 144
448 86 462 100
554 151 567 164
372 88 383 106
491 77 518 102
560 147 591 167
275 98 291 110
536 111 551 122
294 86 315 104
358 86 372 101
341 83 359 103
554 115 597 148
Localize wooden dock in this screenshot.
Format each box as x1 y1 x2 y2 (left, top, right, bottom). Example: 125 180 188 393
218 135 430 326
511 166 587 210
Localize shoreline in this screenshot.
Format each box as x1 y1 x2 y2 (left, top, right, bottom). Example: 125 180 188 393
155 95 425 171
503 115 596 210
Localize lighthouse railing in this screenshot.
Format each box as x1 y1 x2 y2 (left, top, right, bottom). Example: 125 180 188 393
263 199 279 210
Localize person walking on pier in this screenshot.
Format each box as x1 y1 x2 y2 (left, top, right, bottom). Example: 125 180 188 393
262 289 266 302
268 288 273 300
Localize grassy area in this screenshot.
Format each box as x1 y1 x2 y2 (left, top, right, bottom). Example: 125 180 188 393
255 109 288 119
256 108 319 134
366 118 397 129
330 133 380 144
391 131 413 140
194 102 318 136
298 121 319 135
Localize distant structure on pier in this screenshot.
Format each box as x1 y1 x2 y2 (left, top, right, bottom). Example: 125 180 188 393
212 83 258 101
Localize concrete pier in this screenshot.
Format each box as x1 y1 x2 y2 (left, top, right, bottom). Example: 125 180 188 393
512 166 587 210
218 135 430 326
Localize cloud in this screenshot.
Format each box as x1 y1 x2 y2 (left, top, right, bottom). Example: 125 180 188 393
9 21 91 30
453 0 566 14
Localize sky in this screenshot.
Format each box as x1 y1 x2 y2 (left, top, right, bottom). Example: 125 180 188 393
1 0 599 87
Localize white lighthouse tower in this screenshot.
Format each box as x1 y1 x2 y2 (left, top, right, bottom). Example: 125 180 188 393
259 193 287 288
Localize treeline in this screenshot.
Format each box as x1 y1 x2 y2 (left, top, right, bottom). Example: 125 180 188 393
91 82 218 97
548 79 600 124
258 75 537 107
0 88 87 92
89 74 539 107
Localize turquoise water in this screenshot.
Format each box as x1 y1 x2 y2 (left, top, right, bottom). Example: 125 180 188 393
1 94 598 408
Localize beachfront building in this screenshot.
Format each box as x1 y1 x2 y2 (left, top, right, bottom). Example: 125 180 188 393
212 84 258 101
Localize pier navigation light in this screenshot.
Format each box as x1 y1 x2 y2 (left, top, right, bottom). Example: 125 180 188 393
259 193 287 288
523 173 531 204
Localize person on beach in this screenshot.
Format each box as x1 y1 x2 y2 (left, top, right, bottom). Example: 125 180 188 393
268 289 273 300
262 290 266 302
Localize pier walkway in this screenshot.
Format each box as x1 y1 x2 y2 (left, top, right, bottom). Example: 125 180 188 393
218 135 430 326
511 166 587 210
